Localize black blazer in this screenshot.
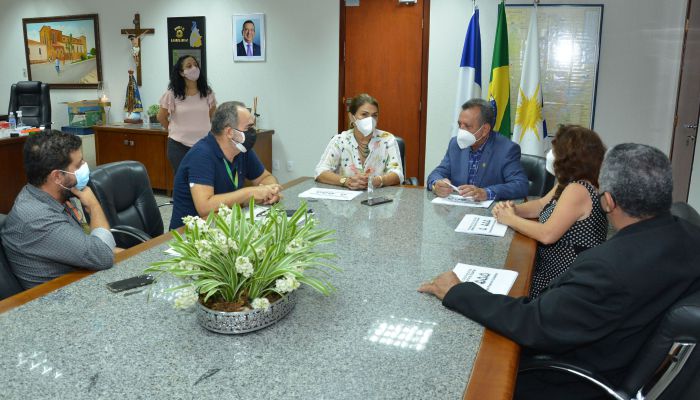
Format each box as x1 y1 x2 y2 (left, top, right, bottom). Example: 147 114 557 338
236 41 261 56
443 214 700 394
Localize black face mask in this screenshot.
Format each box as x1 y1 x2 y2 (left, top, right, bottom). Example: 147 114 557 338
235 127 257 152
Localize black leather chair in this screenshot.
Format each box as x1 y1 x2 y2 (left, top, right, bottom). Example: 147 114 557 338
394 136 419 185
670 202 700 226
8 81 51 129
520 154 555 197
87 161 164 249
518 288 700 400
0 214 24 300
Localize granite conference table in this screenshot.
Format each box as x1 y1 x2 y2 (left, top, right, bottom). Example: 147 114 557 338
0 178 535 399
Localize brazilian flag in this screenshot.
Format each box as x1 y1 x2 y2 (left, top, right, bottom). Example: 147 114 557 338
488 1 511 138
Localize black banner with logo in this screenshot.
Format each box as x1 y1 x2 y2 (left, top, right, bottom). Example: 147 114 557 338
167 16 206 76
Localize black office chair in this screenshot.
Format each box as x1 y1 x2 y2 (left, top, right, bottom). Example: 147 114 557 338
0 214 24 300
520 154 555 197
518 288 700 400
8 81 51 129
394 136 419 185
87 161 164 249
670 202 700 226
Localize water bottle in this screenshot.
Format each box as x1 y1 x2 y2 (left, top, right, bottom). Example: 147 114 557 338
16 110 23 127
367 173 375 201
8 112 16 130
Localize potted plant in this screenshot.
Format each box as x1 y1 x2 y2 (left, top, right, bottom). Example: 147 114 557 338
146 104 160 124
145 200 338 334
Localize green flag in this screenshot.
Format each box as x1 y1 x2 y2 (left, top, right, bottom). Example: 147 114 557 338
488 1 511 138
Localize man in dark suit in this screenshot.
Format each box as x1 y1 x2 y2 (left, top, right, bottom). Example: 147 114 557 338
426 98 528 201
236 20 261 57
419 143 700 399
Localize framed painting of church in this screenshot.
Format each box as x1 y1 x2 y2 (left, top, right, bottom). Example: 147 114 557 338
22 14 103 89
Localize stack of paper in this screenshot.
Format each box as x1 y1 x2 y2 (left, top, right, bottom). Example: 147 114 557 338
298 187 363 201
455 214 508 237
431 195 494 208
452 263 518 295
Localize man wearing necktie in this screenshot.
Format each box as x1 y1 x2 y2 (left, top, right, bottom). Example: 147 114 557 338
236 20 261 57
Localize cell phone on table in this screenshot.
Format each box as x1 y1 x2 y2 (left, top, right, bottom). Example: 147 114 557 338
106 274 155 293
361 196 393 206
286 209 314 217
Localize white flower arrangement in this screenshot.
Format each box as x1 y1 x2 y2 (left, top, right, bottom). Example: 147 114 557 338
146 199 338 312
251 297 271 311
173 287 198 310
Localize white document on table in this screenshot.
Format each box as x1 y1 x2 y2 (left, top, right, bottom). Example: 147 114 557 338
452 263 518 295
298 187 363 201
455 214 508 237
431 195 494 208
250 205 270 220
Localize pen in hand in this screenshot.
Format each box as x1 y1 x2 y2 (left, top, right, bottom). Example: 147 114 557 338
443 179 475 201
444 180 460 193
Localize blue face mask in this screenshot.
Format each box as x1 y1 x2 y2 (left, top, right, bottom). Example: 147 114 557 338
60 162 90 190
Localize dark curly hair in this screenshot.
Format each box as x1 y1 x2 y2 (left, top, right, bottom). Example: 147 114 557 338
551 125 606 199
24 130 83 186
168 55 212 100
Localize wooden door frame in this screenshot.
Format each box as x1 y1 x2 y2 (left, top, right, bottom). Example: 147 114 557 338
338 0 430 183
670 0 699 201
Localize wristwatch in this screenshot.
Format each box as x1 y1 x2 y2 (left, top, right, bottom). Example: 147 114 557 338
339 177 348 187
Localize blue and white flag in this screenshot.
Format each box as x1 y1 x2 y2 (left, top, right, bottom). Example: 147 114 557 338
452 8 481 137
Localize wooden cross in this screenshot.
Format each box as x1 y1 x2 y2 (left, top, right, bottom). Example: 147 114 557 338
120 13 154 86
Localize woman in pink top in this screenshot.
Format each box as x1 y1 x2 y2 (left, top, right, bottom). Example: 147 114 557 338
157 55 217 174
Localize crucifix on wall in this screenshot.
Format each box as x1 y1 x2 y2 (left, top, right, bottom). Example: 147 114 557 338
120 13 154 86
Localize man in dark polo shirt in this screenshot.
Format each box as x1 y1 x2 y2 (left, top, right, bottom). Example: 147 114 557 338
169 101 281 230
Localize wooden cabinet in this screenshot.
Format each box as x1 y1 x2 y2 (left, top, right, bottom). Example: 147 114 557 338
93 124 274 192
0 136 28 214
93 125 173 191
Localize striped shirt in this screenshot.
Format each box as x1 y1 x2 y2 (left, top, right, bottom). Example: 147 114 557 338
1 185 115 289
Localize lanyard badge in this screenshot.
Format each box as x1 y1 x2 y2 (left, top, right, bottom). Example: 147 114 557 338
223 158 238 189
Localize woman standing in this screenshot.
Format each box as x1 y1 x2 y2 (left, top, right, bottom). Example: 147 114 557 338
315 93 404 189
492 125 608 298
158 55 217 174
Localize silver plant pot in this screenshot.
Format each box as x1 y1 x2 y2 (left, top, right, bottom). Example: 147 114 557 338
196 291 297 334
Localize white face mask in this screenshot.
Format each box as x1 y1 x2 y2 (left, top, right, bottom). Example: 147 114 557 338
230 129 247 153
545 149 555 175
354 116 376 137
232 137 246 153
456 125 483 149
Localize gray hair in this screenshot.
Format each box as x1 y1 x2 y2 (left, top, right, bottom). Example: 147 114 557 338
599 143 672 218
211 101 246 135
462 98 496 128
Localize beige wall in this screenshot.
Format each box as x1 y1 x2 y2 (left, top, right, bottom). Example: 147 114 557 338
0 0 690 188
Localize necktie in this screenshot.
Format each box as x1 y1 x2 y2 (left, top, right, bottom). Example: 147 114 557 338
247 44 252 56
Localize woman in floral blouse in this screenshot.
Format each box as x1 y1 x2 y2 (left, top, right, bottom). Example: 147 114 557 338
315 93 404 190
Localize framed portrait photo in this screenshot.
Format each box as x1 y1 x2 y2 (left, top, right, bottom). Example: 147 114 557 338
233 13 265 62
22 14 103 88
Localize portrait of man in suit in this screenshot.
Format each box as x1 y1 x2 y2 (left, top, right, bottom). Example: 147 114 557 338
232 14 265 61
236 20 261 57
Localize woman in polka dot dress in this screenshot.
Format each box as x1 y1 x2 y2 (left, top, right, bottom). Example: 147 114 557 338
492 125 608 298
